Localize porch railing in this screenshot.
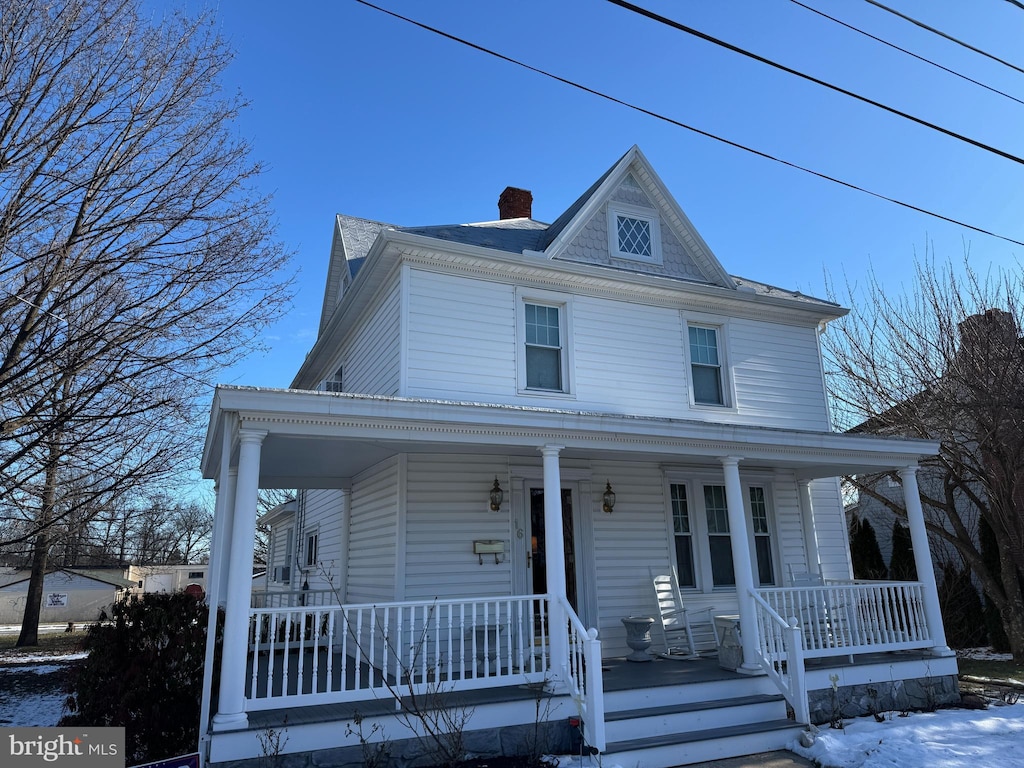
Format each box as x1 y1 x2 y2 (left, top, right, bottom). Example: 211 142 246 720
251 588 337 609
559 596 606 753
750 590 809 724
757 581 931 658
245 594 559 712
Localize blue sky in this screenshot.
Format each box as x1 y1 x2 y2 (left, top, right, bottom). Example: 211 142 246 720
196 0 1024 389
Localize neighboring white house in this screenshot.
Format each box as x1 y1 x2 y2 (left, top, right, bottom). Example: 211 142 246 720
200 146 956 768
0 568 134 625
128 564 209 597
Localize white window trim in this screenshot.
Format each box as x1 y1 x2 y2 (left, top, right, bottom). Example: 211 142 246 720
515 287 575 398
607 202 663 265
683 315 735 410
304 527 320 569
662 471 780 593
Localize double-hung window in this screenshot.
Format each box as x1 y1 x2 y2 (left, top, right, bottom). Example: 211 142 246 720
670 484 696 588
749 487 775 586
704 485 735 587
666 477 777 591
525 303 562 390
688 325 724 406
518 291 572 395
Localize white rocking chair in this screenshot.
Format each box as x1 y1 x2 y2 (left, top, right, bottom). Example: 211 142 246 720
649 566 719 659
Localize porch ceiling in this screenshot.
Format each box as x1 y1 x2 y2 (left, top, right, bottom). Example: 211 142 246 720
202 386 940 488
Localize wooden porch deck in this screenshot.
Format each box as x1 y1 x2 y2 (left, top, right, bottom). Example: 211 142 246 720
244 649 933 731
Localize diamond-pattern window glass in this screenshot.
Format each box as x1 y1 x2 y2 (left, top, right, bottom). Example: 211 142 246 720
617 215 652 257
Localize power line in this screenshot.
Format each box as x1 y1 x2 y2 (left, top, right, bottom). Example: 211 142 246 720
1004 0 1024 11
864 0 1024 76
789 0 1024 106
605 0 1024 168
350 0 1024 248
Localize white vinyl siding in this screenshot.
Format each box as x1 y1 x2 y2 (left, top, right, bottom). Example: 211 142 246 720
771 478 810 576
346 458 400 604
404 269 831 428
339 275 401 396
572 296 686 416
403 455 513 600
299 489 344 592
810 477 855 582
406 270 516 400
727 318 830 429
590 462 682 656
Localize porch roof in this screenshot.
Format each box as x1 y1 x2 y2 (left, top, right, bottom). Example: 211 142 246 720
201 386 939 488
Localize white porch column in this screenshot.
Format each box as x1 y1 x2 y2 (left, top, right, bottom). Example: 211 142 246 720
721 456 761 674
898 465 952 656
797 480 821 577
211 468 238 608
213 428 267 730
540 444 569 683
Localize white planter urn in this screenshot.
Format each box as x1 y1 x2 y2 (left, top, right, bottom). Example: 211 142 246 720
621 616 655 662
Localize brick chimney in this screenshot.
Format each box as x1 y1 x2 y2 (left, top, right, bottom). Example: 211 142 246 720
498 186 532 220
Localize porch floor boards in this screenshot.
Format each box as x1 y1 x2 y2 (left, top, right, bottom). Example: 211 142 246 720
244 650 932 732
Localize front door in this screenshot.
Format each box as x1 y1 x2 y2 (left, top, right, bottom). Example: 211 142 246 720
528 486 579 612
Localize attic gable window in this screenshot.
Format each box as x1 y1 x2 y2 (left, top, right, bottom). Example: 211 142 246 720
608 203 662 264
618 216 651 257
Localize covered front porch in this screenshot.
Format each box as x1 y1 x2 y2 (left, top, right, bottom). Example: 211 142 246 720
199 386 951 765
210 605 956 766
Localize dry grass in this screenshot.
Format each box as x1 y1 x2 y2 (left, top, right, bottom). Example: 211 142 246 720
0 631 86 660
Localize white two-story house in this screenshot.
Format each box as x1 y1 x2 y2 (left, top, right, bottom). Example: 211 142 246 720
200 146 957 768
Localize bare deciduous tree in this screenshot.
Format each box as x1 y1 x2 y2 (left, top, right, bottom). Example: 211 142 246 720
0 0 291 644
824 256 1024 660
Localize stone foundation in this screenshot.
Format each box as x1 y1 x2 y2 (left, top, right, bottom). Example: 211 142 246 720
213 719 574 768
807 673 960 725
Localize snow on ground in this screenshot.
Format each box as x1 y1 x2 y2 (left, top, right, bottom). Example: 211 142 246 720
3 650 88 664
0 679 69 727
958 647 1013 662
792 703 1024 768
2 642 1023 767
0 648 85 727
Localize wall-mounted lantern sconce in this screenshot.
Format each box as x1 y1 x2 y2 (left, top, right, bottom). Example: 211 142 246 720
602 481 616 514
489 477 504 512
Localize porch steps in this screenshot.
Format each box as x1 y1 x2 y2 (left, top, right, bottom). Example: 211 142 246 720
602 718 804 767
601 675 805 767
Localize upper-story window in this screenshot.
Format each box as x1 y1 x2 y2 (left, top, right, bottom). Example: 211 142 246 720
322 365 343 393
517 289 573 396
525 303 562 390
608 203 662 264
688 324 725 406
